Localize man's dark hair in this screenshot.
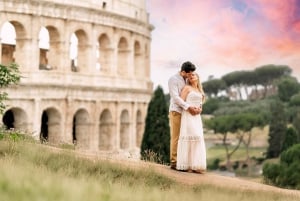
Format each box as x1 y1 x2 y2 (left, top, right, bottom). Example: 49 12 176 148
181 61 196 73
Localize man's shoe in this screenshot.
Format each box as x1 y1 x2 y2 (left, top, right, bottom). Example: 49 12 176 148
170 164 176 170
192 169 205 174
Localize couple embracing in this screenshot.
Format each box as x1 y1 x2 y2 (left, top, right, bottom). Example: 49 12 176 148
168 61 206 173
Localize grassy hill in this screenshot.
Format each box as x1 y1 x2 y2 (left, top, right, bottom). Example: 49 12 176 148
0 135 299 201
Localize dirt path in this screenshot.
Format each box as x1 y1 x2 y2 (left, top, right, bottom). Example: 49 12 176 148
124 160 300 197
76 151 300 198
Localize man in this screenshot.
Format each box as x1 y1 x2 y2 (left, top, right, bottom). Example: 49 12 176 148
168 61 201 170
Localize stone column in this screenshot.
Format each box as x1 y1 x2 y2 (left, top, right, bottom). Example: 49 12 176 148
14 38 36 71
48 40 65 71
0 39 2 64
100 47 114 74
145 41 151 78
129 101 140 159
111 36 118 76
62 22 72 73
77 43 93 73
64 97 74 144
127 40 134 78
130 101 136 149
115 101 120 150
32 98 41 140
91 100 101 152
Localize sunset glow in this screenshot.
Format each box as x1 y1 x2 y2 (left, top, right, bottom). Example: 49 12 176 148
148 0 300 92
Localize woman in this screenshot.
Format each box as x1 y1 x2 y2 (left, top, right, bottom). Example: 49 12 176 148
176 72 206 173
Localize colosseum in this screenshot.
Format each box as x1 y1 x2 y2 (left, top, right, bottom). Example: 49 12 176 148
0 0 153 159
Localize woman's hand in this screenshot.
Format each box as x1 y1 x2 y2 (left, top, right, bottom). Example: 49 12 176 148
187 106 202 115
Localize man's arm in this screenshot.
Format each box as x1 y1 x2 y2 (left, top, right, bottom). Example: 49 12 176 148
168 77 189 110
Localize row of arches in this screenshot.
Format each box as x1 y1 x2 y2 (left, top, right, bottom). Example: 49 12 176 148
2 106 144 151
0 2 152 158
0 20 150 77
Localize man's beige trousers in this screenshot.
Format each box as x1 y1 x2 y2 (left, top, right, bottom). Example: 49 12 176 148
169 111 181 166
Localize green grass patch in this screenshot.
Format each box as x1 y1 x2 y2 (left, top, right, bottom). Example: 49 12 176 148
0 137 298 201
207 145 266 165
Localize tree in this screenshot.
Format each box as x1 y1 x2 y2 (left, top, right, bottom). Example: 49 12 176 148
204 113 266 171
277 77 300 102
204 115 239 171
254 64 291 98
201 96 229 115
0 63 21 114
237 113 266 175
202 78 226 98
292 111 300 140
222 71 254 100
141 86 170 164
290 93 300 107
266 99 287 158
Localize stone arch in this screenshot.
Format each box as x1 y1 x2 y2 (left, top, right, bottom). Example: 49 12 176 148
73 108 90 149
2 107 28 131
9 20 27 39
38 26 50 70
136 109 143 147
10 20 28 70
97 33 112 73
70 29 88 72
117 36 129 75
46 25 63 70
0 21 16 65
99 109 114 151
134 40 143 76
120 109 130 149
40 107 62 144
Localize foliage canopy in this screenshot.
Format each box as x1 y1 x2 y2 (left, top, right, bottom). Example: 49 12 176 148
0 63 21 114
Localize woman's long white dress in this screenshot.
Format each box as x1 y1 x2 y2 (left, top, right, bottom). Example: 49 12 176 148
176 90 206 171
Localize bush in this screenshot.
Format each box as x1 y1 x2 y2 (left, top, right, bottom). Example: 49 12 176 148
207 158 220 170
281 127 299 152
263 144 300 189
289 93 300 106
262 163 280 185
0 126 32 156
280 143 300 165
202 96 229 114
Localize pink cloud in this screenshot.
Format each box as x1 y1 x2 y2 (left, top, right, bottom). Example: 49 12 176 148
148 0 300 90
293 21 300 33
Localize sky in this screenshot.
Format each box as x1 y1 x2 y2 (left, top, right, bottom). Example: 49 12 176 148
147 0 300 92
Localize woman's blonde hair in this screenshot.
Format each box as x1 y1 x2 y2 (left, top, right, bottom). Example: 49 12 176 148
195 73 206 103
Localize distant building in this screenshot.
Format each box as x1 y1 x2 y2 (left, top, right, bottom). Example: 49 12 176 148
0 0 153 159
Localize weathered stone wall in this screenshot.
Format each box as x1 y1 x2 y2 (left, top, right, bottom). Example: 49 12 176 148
0 0 153 159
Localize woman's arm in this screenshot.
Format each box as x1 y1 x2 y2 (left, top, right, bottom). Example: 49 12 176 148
180 85 190 101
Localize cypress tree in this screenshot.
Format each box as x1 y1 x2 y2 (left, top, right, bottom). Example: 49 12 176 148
281 127 299 152
292 111 300 141
140 86 170 164
266 99 287 158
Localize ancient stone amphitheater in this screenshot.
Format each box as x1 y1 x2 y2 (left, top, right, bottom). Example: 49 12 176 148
0 0 153 158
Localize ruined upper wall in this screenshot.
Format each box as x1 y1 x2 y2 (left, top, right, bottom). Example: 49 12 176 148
0 0 149 24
